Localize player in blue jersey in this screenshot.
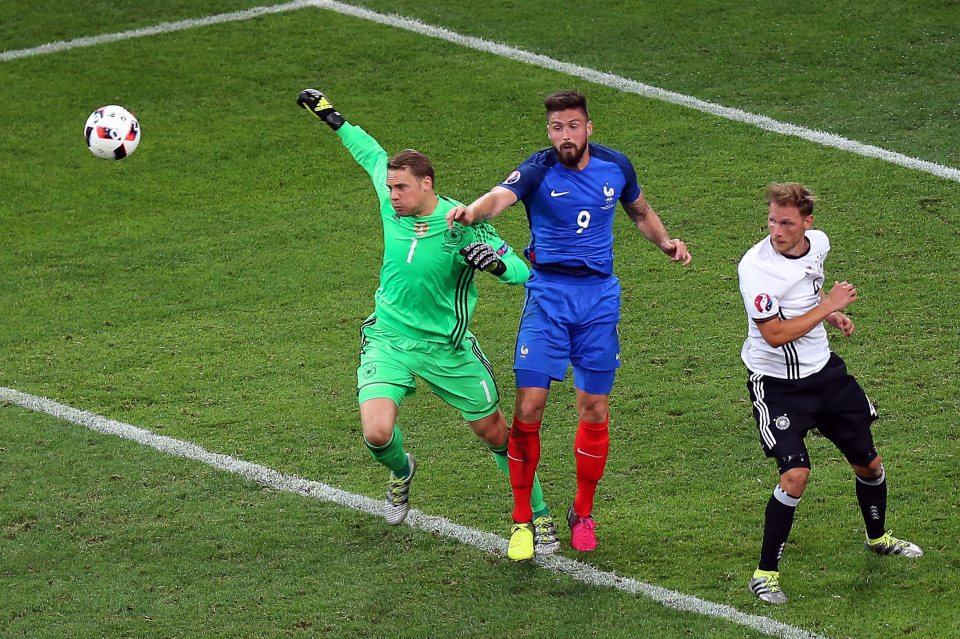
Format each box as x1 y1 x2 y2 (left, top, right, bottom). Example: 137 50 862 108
448 90 691 560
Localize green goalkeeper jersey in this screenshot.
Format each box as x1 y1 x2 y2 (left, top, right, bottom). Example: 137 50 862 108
337 122 529 346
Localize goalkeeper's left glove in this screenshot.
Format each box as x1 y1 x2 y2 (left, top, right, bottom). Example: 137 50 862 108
460 242 506 276
297 89 345 131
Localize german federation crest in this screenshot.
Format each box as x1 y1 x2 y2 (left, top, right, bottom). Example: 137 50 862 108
442 225 465 253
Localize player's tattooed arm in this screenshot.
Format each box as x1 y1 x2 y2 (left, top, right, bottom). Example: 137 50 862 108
624 194 692 265
623 193 655 226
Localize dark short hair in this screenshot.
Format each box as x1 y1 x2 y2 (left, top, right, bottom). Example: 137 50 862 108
544 90 589 119
388 149 434 182
766 182 817 216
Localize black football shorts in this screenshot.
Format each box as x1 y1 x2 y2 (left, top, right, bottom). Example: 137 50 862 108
747 353 879 472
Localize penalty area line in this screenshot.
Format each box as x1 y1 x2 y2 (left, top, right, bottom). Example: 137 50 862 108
0 0 317 62
309 0 960 185
0 1 957 185
1 386 825 639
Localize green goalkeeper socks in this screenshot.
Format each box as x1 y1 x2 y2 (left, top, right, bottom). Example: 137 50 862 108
366 429 550 511
365 425 410 477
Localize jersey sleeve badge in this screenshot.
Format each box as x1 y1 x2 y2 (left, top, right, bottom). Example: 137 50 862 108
754 293 774 313
503 170 521 185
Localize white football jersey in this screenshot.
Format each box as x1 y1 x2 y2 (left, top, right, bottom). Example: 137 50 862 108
738 229 831 379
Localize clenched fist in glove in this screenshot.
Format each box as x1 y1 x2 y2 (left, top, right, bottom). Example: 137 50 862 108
297 89 345 131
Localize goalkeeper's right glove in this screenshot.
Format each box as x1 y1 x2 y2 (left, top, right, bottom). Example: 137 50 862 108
460 242 507 276
297 89 345 131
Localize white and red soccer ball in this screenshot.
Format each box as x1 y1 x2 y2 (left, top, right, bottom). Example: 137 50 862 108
84 105 140 160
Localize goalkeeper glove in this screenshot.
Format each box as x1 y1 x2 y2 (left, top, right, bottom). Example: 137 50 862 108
297 89 345 131
460 242 507 276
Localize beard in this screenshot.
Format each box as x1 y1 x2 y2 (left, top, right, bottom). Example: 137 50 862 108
556 141 587 167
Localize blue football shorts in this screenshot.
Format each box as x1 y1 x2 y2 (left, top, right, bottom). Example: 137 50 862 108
513 270 621 394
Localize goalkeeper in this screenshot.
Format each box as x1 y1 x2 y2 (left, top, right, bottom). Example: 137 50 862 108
297 89 559 556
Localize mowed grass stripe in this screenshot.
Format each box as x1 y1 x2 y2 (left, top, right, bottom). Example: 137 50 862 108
314 0 960 184
0 0 315 62
0 386 825 639
2 0 958 185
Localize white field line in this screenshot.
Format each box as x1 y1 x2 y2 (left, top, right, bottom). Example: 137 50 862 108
0 0 317 62
2 386 824 639
312 0 960 185
1 1 958 185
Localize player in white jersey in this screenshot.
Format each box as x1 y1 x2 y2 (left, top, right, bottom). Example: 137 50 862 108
738 183 923 604
740 227 832 379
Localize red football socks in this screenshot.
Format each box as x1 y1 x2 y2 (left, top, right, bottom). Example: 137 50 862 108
508 416 542 523
573 416 609 517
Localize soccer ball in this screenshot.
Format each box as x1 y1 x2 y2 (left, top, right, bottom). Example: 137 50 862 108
84 105 140 160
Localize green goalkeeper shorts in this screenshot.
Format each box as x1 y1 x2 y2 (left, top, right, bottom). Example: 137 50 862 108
357 318 501 422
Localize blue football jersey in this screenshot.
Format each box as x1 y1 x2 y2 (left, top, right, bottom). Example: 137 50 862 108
499 143 642 275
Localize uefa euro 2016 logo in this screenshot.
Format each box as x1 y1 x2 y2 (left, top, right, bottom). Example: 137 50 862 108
754 293 773 313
